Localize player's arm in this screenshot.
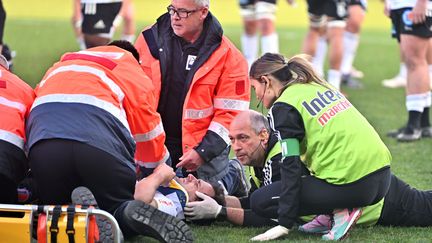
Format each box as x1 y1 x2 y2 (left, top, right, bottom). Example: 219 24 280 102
134 163 175 205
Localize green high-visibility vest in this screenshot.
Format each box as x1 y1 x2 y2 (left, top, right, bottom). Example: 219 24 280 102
275 83 391 184
246 143 281 189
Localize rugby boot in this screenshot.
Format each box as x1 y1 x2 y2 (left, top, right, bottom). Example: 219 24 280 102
71 186 119 243
322 208 362 241
395 126 422 142
350 67 364 79
382 75 406 88
342 74 363 89
121 200 193 243
298 214 332 234
388 126 432 138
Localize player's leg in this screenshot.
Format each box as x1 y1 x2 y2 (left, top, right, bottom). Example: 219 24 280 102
325 0 348 90
72 0 86 50
256 0 278 54
341 1 366 88
120 0 136 43
396 8 432 142
240 0 259 68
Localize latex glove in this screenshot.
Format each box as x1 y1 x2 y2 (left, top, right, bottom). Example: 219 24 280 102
250 225 289 241
184 191 222 220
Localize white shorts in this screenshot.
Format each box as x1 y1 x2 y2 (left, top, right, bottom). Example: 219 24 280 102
240 1 277 21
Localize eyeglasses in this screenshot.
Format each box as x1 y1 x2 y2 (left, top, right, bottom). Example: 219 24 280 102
167 5 201 19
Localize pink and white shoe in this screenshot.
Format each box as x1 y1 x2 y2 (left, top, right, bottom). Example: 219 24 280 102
322 208 362 241
298 214 332 234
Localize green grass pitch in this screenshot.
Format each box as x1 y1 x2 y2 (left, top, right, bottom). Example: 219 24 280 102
5 1 432 242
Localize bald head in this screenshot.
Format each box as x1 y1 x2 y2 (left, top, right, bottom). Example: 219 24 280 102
231 110 270 135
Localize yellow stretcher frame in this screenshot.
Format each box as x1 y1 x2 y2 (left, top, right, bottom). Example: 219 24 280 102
0 204 123 243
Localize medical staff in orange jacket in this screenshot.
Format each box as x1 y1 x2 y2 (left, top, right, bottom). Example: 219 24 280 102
134 0 250 190
26 41 171 233
0 54 34 203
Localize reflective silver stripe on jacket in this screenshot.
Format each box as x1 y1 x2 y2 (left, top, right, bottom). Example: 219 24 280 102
134 122 164 142
0 129 24 150
214 98 249 111
208 121 230 145
31 94 131 134
0 96 26 114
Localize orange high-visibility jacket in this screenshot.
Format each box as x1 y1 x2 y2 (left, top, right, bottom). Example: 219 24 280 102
0 66 34 151
135 19 250 162
29 46 169 169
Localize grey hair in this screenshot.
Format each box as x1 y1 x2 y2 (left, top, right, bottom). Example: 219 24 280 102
194 0 209 7
248 110 270 135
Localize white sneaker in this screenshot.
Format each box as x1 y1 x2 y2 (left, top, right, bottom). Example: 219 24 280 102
350 67 364 79
382 75 407 88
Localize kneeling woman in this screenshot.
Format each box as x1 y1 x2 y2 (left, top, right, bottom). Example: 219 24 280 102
248 53 391 241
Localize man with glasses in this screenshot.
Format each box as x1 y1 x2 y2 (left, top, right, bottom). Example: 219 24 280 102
135 0 250 197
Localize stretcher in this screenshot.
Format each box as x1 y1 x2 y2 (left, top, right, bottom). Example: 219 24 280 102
0 204 123 243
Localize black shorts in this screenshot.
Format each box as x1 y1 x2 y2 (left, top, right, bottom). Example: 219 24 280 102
348 0 367 11
390 8 432 42
81 2 122 35
307 0 348 20
391 22 398 39
239 0 276 8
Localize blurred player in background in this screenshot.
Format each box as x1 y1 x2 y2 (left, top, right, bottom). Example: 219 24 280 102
239 0 296 68
311 0 366 89
303 0 348 91
386 0 432 142
72 0 135 49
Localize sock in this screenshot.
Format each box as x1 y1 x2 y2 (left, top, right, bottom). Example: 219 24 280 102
312 37 328 77
341 32 359 75
421 107 430 127
76 37 86 50
113 15 123 28
261 32 279 54
327 69 342 90
421 92 431 127
406 93 426 112
121 34 135 43
399 63 407 78
241 33 259 68
406 94 426 129
407 111 422 129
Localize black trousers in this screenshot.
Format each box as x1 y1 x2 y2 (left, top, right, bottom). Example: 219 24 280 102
250 167 391 218
377 174 432 227
0 140 28 204
29 139 139 236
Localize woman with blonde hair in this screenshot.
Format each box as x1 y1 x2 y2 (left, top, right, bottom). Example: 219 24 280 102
248 53 391 241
